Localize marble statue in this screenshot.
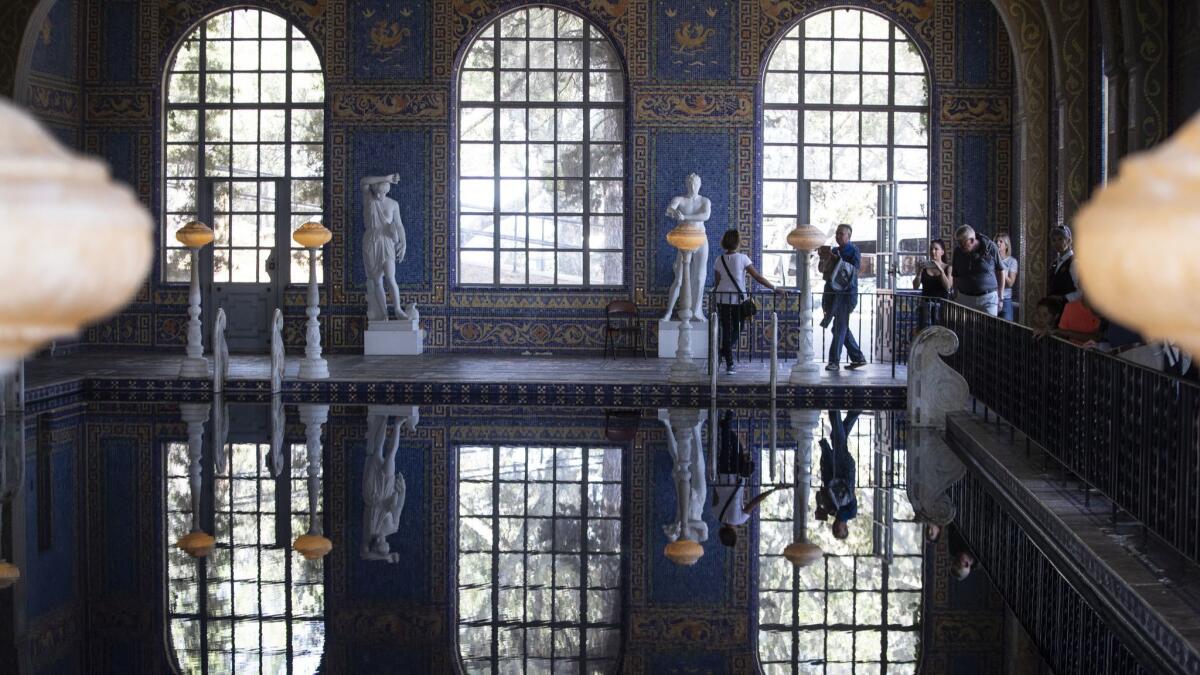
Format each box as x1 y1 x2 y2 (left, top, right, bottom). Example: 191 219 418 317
213 308 229 394
361 174 418 322
361 412 410 562
662 173 712 322
270 309 284 394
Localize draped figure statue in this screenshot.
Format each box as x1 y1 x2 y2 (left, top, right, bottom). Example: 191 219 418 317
361 174 417 322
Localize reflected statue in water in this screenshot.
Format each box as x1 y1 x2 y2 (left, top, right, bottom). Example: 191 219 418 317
362 408 417 562
659 408 708 545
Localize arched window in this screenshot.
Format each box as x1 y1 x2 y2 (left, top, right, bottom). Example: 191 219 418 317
761 9 929 287
456 8 625 286
163 8 325 285
457 444 623 673
757 411 922 674
166 439 325 674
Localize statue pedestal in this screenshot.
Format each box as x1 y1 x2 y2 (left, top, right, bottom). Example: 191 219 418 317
657 319 709 359
365 319 424 356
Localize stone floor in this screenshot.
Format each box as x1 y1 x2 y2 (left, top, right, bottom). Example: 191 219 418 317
26 351 905 392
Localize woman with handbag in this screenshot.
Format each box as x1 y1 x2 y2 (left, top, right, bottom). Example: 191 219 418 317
711 229 785 374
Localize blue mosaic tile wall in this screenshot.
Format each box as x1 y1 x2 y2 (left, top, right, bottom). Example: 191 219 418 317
24 0 81 149
67 0 1014 354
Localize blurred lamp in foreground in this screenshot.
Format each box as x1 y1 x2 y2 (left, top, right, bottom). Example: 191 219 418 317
0 98 152 376
1076 115 1200 356
293 221 332 380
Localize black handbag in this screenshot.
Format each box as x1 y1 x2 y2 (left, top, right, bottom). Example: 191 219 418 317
721 255 757 319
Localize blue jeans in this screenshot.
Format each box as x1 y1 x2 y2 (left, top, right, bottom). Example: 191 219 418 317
828 308 865 364
1000 297 1014 321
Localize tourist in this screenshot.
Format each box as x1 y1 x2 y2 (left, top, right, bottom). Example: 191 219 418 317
712 410 786 547
997 233 1019 320
950 225 1005 316
912 238 952 328
1048 225 1081 302
815 410 861 540
712 229 784 374
818 225 866 371
1034 295 1104 345
948 524 976 581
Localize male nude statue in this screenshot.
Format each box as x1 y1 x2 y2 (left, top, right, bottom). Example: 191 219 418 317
662 173 712 322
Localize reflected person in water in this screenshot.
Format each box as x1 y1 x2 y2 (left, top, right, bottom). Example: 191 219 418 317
815 410 861 540
712 410 788 547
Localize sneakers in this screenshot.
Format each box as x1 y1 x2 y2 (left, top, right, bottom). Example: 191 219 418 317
847 359 867 369
825 362 840 371
726 362 737 374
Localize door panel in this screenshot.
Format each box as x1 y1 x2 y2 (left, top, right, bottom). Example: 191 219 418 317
203 177 286 352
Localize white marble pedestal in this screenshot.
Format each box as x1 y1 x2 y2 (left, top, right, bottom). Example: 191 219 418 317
365 319 425 356
657 319 710 359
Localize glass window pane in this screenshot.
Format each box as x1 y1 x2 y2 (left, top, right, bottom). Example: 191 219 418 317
454 11 625 287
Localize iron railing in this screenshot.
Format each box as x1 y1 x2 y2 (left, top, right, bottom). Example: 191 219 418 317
950 472 1153 674
704 288 927 377
936 300 1200 566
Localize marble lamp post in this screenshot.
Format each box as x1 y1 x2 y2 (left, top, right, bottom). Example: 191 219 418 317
293 222 332 380
666 223 707 383
0 98 153 377
1075 114 1200 355
293 404 332 561
787 224 827 382
176 221 215 379
663 408 706 566
783 409 823 567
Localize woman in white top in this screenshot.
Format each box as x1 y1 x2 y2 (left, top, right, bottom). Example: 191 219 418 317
711 230 784 374
996 233 1019 321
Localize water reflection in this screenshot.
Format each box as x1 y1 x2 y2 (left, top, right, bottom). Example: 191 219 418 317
758 409 921 674
166 400 326 675
456 443 623 673
1 398 938 674
360 406 415 563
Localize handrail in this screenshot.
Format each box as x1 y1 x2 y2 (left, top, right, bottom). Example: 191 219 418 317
936 300 1200 566
705 287 925 368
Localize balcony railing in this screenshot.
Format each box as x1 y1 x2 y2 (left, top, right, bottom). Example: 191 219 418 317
704 288 927 376
935 300 1200 566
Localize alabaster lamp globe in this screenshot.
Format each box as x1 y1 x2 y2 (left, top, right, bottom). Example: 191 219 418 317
666 222 707 252
787 223 827 252
0 560 19 590
175 221 214 248
1076 114 1200 356
0 99 153 374
293 533 333 561
177 530 216 559
664 539 704 566
292 221 332 249
782 541 823 568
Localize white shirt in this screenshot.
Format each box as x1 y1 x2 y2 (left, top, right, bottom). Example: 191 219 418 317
714 252 752 304
711 482 750 525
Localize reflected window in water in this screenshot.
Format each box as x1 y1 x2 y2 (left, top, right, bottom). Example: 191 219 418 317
166 441 325 674
757 413 921 674
457 445 623 673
